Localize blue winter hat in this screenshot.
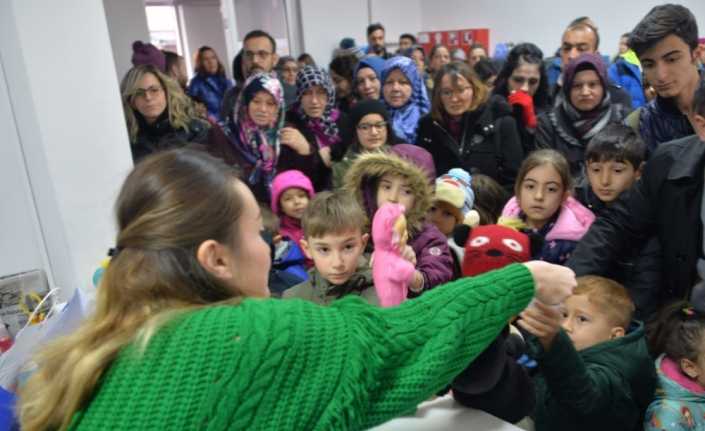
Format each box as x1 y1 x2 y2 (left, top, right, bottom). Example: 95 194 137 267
436 168 475 220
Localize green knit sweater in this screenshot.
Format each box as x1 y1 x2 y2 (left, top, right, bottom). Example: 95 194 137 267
67 264 533 430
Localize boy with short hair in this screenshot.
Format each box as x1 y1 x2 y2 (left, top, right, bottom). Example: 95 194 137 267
575 123 661 320
625 4 702 152
519 275 656 431
283 190 378 305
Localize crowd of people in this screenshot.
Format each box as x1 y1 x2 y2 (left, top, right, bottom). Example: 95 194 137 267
14 3 705 430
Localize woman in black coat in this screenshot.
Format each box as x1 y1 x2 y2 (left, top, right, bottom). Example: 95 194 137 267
417 62 523 190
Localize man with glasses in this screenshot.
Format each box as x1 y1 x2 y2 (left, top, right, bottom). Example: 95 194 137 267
220 30 279 121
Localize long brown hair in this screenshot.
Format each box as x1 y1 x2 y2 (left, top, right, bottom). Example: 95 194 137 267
514 149 573 197
120 65 199 143
431 62 489 122
194 45 226 76
19 149 244 430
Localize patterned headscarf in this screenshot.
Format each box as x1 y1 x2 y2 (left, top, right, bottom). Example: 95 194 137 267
229 72 285 190
380 56 430 143
295 65 341 148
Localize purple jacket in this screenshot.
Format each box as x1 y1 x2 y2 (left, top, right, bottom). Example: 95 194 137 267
409 222 454 292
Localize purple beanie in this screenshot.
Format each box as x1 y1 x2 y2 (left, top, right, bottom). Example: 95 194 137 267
131 41 167 72
390 144 436 183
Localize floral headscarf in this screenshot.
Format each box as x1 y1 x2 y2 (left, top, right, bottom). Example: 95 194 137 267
229 72 285 190
295 65 341 148
381 56 430 143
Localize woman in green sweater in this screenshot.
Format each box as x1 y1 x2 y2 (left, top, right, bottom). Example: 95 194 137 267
19 148 574 431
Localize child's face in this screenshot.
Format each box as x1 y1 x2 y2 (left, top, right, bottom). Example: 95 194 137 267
279 187 310 219
518 164 567 229
586 160 640 204
376 173 415 211
428 201 459 237
300 229 369 286
560 294 624 351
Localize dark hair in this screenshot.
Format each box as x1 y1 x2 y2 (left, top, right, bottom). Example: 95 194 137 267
231 50 244 83
473 58 499 84
400 33 417 44
469 43 487 54
471 174 510 225
297 53 316 66
693 77 705 117
568 17 600 50
621 32 631 40
649 300 705 361
492 43 550 110
367 23 385 36
628 4 699 57
162 51 181 73
585 123 646 168
243 29 276 53
431 62 489 122
276 56 297 71
194 46 225 76
329 54 359 85
430 44 449 59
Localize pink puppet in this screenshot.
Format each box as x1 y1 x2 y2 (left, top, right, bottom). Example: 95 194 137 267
371 203 416 307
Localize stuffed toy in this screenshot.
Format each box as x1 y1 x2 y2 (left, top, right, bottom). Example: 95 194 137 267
371 203 416 307
454 224 538 277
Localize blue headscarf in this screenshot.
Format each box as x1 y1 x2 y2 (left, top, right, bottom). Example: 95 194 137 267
381 56 430 143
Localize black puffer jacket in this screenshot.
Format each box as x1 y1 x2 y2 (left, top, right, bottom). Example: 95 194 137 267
416 95 523 190
131 112 210 163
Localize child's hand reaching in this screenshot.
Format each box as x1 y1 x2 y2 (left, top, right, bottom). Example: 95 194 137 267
523 261 576 305
518 300 564 351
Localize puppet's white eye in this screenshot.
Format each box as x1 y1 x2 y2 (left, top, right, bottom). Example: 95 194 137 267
470 236 490 247
502 238 523 252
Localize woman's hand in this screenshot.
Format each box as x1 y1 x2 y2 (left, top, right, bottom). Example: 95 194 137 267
523 261 576 305
319 146 332 167
517 300 564 351
280 127 311 155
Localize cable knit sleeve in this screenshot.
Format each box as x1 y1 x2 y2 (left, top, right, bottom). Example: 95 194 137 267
336 263 534 428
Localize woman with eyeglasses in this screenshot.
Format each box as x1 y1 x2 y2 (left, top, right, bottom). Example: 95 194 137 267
331 99 397 189
187 46 233 122
417 62 523 190
120 65 210 163
280 65 351 191
492 43 552 154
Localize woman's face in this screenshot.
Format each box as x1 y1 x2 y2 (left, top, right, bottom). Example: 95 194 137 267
201 49 219 75
439 74 474 117
356 67 381 100
247 90 278 127
131 72 167 124
300 85 328 118
430 47 450 72
226 181 271 298
330 70 352 99
569 69 605 112
508 62 541 96
280 60 298 86
383 69 412 108
356 113 387 151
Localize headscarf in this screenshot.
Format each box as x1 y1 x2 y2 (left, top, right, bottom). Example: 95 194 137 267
559 53 613 140
228 72 285 190
355 56 385 87
295 65 341 149
380 56 430 143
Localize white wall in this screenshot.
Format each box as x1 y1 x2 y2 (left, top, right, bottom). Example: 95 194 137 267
370 0 422 51
419 0 705 59
179 0 231 78
0 0 134 299
103 0 151 81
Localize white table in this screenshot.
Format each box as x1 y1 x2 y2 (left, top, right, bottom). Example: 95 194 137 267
370 395 524 431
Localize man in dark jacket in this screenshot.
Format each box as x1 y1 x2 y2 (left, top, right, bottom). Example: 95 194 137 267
624 4 702 154
568 81 705 309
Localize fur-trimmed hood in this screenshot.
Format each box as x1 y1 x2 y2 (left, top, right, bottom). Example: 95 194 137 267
343 149 433 236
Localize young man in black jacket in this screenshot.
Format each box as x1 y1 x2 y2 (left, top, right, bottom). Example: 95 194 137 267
568 80 705 312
